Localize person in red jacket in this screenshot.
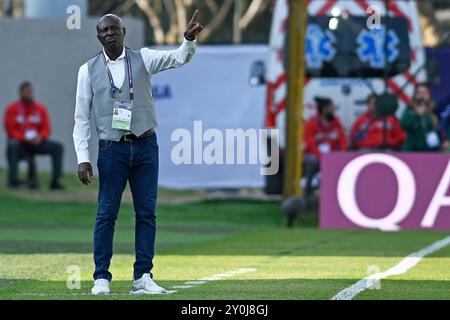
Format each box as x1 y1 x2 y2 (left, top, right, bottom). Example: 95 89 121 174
303 97 347 195
4 82 64 189
350 94 406 150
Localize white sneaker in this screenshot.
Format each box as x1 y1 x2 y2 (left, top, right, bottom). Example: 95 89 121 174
91 279 110 295
130 273 167 295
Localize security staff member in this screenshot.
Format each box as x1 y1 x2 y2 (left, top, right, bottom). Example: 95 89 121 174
73 12 203 295
4 82 64 190
351 94 405 150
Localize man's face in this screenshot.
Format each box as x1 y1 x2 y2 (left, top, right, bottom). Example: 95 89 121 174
321 103 335 121
20 86 34 104
96 16 126 50
415 86 431 104
367 96 376 114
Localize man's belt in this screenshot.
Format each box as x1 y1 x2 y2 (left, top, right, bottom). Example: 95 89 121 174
120 129 155 142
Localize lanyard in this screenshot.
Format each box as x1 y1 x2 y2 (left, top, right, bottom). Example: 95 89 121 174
101 48 134 102
18 102 37 126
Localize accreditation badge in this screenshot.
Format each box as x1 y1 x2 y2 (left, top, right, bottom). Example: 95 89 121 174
426 131 440 149
25 129 38 141
112 101 132 131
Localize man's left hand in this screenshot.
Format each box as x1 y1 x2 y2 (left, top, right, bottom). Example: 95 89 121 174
186 10 204 39
28 137 43 146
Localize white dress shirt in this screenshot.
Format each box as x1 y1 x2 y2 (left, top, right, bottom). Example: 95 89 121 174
73 38 197 164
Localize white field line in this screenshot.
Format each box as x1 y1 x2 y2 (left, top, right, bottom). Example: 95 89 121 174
167 267 257 291
14 267 257 297
332 235 450 300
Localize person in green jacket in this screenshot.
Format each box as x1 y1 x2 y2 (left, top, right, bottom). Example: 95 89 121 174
400 83 440 152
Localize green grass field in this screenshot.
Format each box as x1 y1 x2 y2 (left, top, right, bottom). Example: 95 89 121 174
0 171 449 300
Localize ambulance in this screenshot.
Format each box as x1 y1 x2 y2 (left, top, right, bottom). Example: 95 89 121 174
263 0 427 144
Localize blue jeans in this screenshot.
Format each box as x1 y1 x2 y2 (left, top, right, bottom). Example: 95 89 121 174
93 133 159 281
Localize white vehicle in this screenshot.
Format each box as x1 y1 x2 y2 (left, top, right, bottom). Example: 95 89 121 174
263 0 427 145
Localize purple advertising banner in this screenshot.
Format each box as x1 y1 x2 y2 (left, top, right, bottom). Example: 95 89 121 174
320 152 450 230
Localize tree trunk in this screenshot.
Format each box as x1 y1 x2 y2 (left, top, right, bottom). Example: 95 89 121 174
239 0 269 30
233 0 243 43
12 0 24 17
135 0 165 45
199 0 233 42
175 0 187 39
418 1 445 46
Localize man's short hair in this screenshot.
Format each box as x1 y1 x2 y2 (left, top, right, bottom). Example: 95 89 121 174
414 82 431 94
314 96 332 115
367 93 377 102
19 81 32 92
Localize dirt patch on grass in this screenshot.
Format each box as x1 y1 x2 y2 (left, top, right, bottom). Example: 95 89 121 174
2 188 205 205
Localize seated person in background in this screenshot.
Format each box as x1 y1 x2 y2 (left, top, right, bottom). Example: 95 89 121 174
303 97 347 196
435 94 450 151
400 83 440 152
351 94 405 150
4 82 65 189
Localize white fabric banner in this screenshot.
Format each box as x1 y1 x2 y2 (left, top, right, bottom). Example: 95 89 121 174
151 45 269 189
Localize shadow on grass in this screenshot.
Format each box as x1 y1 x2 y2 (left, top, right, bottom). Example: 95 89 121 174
0 169 205 205
1 278 449 300
0 240 174 254
1 228 449 257
1 192 449 258
0 278 368 300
